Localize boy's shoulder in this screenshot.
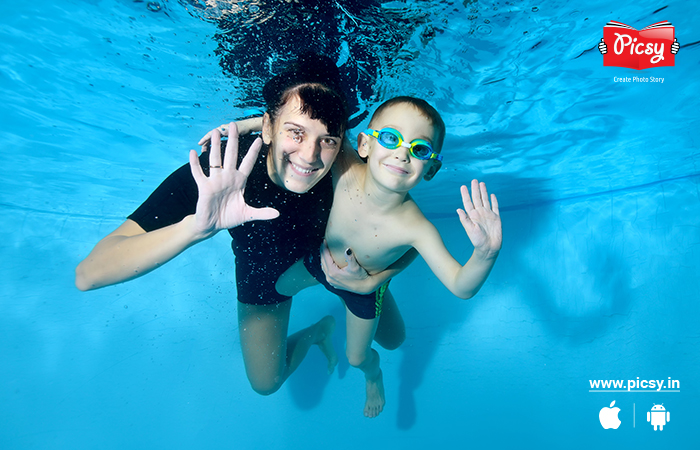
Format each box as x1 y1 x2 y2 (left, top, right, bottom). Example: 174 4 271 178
399 194 430 223
331 145 364 181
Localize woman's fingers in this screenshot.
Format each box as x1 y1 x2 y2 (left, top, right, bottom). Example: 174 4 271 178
189 149 206 185
208 129 223 170
223 122 239 171
238 137 262 177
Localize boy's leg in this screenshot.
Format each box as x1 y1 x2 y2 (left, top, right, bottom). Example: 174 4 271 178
373 288 405 350
238 299 337 395
345 308 385 418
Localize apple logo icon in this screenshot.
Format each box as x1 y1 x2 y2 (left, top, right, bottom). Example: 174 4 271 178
599 400 621 429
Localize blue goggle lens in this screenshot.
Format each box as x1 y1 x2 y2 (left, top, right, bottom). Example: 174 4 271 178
371 128 441 161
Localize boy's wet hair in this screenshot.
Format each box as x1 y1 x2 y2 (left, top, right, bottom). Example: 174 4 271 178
369 96 446 152
262 52 348 137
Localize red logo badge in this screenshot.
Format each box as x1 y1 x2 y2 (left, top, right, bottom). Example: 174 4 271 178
598 20 680 70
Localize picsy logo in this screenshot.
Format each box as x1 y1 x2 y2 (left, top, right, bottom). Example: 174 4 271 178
598 20 680 70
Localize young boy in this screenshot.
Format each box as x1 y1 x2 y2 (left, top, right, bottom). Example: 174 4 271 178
275 96 503 418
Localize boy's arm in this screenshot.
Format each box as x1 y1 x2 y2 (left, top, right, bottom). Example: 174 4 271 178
197 117 264 147
413 180 502 299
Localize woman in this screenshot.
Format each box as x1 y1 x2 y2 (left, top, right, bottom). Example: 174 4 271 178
75 53 405 395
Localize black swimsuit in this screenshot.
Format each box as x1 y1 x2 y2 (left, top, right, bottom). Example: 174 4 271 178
128 134 333 304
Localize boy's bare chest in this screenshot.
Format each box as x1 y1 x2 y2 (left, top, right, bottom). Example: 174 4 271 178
325 190 412 272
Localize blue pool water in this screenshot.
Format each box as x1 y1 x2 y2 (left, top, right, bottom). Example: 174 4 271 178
1 0 699 448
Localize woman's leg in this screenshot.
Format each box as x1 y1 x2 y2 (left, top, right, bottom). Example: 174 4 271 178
238 299 337 395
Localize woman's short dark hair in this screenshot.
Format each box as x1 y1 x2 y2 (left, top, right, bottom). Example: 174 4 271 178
262 53 348 137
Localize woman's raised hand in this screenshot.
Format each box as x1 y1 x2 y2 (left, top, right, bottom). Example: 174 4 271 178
189 123 279 239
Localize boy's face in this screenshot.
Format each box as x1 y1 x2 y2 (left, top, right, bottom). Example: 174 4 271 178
359 104 440 193
263 95 342 194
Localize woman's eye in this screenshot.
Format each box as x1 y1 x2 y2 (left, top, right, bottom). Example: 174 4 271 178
289 129 303 143
321 138 338 148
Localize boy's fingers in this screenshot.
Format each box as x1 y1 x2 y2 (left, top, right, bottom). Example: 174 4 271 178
471 179 483 207
457 208 476 232
461 185 474 211
198 131 212 146
479 182 490 208
491 193 500 215
456 208 467 222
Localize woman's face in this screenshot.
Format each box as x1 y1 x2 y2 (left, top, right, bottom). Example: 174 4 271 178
263 95 342 194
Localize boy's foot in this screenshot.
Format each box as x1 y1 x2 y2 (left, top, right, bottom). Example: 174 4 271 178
364 369 386 418
315 315 338 374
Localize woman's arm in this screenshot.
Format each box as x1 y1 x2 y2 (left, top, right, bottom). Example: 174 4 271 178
75 216 206 291
75 123 278 291
320 242 419 295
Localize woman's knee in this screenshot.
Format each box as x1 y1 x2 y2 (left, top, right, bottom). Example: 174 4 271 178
374 326 405 351
248 374 283 396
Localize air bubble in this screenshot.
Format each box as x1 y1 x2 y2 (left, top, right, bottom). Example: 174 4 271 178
532 7 539 12
147 2 161 12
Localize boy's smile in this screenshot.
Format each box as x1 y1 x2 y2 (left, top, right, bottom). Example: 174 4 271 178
360 104 440 193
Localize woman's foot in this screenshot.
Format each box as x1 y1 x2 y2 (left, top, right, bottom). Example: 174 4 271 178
315 315 338 374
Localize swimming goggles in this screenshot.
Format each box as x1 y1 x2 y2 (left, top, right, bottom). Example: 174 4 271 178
364 128 443 161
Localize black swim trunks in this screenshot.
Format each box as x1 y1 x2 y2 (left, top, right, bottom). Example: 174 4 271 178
303 249 388 320
128 134 333 305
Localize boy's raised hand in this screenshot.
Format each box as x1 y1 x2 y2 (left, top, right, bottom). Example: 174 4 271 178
189 123 279 239
457 180 502 259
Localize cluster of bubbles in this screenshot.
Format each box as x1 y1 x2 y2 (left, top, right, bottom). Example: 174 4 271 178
170 1 440 119
134 0 162 13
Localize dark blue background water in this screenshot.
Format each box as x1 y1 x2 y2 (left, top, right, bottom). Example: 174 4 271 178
1 0 698 448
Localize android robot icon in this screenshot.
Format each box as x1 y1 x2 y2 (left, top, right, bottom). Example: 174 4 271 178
647 404 670 430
